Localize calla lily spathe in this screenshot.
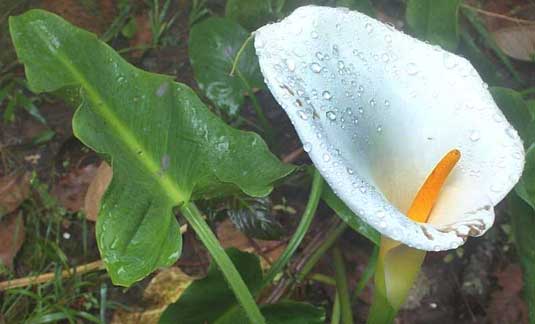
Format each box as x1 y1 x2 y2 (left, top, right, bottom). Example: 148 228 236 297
254 6 525 251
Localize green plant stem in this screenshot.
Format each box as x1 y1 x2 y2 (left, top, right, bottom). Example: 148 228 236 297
180 202 266 324
236 71 272 138
333 247 353 324
331 293 341 324
352 245 379 302
262 169 324 286
309 273 336 286
229 33 254 77
297 222 348 282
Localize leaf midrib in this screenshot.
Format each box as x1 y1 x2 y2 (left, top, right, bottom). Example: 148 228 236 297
33 28 186 204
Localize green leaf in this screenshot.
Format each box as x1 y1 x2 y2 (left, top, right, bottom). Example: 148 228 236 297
228 196 284 240
225 0 273 31
491 87 535 146
189 17 264 116
335 0 375 17
516 144 535 210
405 0 461 51
10 9 294 286
322 185 380 245
508 193 535 324
160 248 325 324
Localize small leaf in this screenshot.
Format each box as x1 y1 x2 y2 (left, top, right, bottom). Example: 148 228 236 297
84 162 113 222
227 196 284 240
159 248 325 324
189 17 264 116
494 26 535 62
225 0 273 31
322 185 380 245
10 9 294 286
0 213 25 270
406 0 461 51
508 193 535 324
0 172 31 218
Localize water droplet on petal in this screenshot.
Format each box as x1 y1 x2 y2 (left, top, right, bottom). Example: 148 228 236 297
406 62 419 75
326 111 337 121
365 22 373 33
469 130 480 142
322 91 333 100
310 62 322 73
286 59 296 72
297 110 309 120
322 153 331 162
303 142 312 152
346 167 354 175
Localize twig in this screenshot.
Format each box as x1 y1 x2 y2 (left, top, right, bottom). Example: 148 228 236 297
282 147 305 164
461 3 535 25
0 224 188 291
0 260 105 291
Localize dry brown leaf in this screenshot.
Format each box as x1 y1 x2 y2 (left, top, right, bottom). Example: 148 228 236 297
51 163 99 213
216 219 286 270
111 267 195 324
0 172 31 217
0 213 25 270
83 162 112 221
488 264 529 324
39 0 116 34
494 26 535 62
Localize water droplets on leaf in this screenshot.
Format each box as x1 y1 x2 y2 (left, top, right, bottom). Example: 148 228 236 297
156 82 169 97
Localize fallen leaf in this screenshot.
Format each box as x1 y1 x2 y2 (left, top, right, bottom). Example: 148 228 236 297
83 162 112 221
488 264 529 324
216 219 286 270
51 163 99 212
40 0 116 34
111 267 195 324
0 172 31 218
494 26 535 62
0 213 25 270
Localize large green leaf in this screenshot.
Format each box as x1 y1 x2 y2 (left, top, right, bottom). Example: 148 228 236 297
189 17 264 116
491 87 535 146
225 0 273 31
517 145 535 210
508 193 535 324
322 185 380 245
10 9 294 286
405 0 461 51
159 248 325 324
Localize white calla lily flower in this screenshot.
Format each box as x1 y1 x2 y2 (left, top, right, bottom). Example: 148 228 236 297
254 6 525 251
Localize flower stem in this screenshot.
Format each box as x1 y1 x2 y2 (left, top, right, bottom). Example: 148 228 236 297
229 33 254 77
262 169 324 286
296 221 347 282
180 202 266 324
333 246 353 324
331 293 341 324
352 245 379 302
236 71 272 138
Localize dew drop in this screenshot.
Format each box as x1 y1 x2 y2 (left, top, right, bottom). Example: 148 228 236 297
311 31 318 39
156 82 169 97
326 111 337 121
297 110 309 120
406 62 419 75
469 130 481 142
442 53 458 69
303 142 312 152
286 59 296 72
322 153 331 162
322 91 333 100
365 22 373 33
347 167 354 175
376 125 383 133
310 62 322 73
